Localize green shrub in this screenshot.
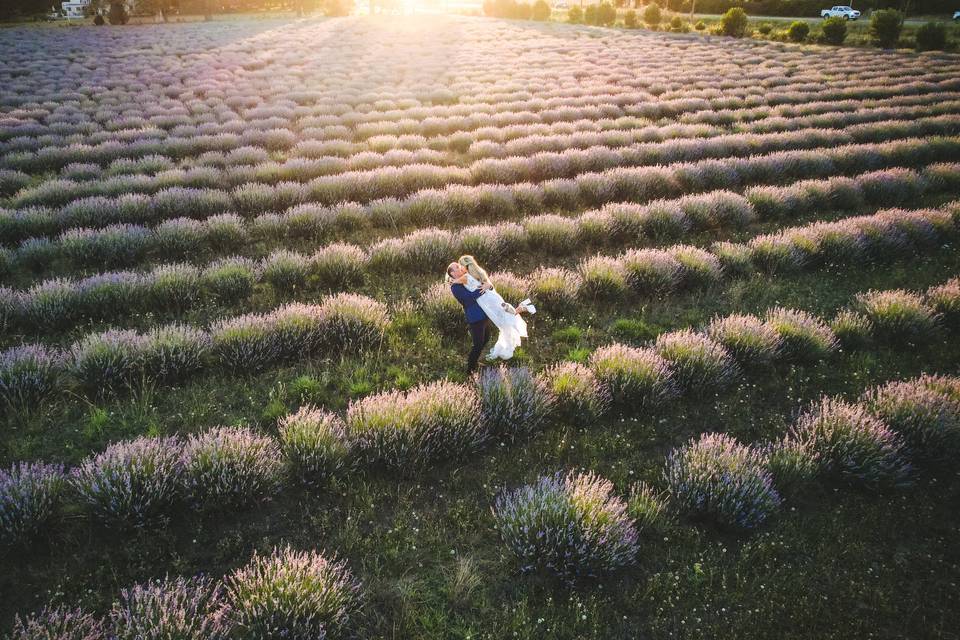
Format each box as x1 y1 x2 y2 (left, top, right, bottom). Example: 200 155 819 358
531 0 550 20
788 20 809 42
694 19 706 30
584 4 597 24
624 9 637 27
719 7 748 38
821 16 847 45
568 4 582 22
757 22 772 35
869 9 903 48
643 1 661 27
597 1 616 26
915 21 946 51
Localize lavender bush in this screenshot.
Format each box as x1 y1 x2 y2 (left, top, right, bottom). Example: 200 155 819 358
654 330 739 392
8 606 106 640
319 293 389 351
0 462 66 543
492 471 639 580
72 436 182 524
855 289 941 342
111 575 232 640
539 361 611 423
788 398 911 486
181 427 284 508
764 307 838 360
926 277 960 328
862 379 960 457
0 345 64 407
278 405 352 483
475 366 553 442
706 314 782 365
347 381 484 470
589 344 676 406
225 546 360 640
70 329 147 391
665 433 781 529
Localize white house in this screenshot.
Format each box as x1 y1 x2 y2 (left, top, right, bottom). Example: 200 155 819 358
61 0 91 18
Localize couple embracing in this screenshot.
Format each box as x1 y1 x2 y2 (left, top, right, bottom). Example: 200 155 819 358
447 255 535 374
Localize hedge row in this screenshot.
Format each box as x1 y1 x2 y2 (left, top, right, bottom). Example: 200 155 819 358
0 293 389 406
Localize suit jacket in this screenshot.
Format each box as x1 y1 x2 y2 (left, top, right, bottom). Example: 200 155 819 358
451 283 488 324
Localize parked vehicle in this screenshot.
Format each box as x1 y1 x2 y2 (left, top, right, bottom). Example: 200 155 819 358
821 5 861 19
954 10 960 20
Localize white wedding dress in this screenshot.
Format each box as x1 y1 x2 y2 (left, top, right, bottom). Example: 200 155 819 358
464 273 530 360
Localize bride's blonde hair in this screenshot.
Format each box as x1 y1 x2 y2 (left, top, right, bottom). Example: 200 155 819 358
458 255 491 286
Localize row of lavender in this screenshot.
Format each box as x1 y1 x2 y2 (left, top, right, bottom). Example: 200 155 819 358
8 546 360 640
8 369 959 638
5 73 957 172
4 139 958 280
0 201 956 407
3 170 955 334
2 276 957 545
8 99 958 208
0 293 389 407
5 121 959 237
1 201 956 407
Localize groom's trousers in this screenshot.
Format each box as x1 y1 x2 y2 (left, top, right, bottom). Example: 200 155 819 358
467 318 492 374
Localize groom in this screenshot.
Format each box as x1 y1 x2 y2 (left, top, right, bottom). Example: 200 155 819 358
448 261 492 374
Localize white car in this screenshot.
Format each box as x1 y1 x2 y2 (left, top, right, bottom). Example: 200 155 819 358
821 5 861 19
954 10 960 19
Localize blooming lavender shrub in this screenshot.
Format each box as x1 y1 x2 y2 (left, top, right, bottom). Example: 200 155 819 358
492 471 639 580
926 277 960 328
862 379 960 458
110 575 231 640
70 329 147 391
539 361 611 423
142 325 210 383
764 307 838 361
830 310 874 350
421 280 464 335
578 255 628 299
918 373 960 403
0 345 64 407
309 243 367 290
475 366 553 442
621 249 682 295
72 436 182 524
788 398 911 486
664 433 781 530
8 606 106 640
181 427 284 508
210 314 280 372
654 330 739 392
589 344 676 406
706 314 782 365
278 405 352 484
319 293 389 351
201 257 257 304
855 289 941 342
528 267 580 311
225 546 360 640
347 381 484 470
0 462 66 543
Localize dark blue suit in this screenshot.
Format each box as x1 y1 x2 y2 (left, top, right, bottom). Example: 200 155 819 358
451 283 491 373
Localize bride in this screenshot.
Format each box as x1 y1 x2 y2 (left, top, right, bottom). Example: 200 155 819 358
448 255 535 361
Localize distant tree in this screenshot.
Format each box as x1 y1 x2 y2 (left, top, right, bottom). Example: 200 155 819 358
787 20 809 42
596 1 615 25
821 16 847 45
642 1 660 27
568 4 582 22
624 8 637 27
531 0 550 20
108 0 128 23
914 21 946 51
869 9 904 48
718 6 748 37
584 2 596 24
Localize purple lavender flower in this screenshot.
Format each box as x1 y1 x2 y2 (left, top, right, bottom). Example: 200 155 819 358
111 574 232 640
9 605 105 640
492 471 639 581
0 344 64 407
0 461 66 543
181 426 284 508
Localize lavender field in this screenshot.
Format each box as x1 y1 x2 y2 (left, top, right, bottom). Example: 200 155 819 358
2 14 960 640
